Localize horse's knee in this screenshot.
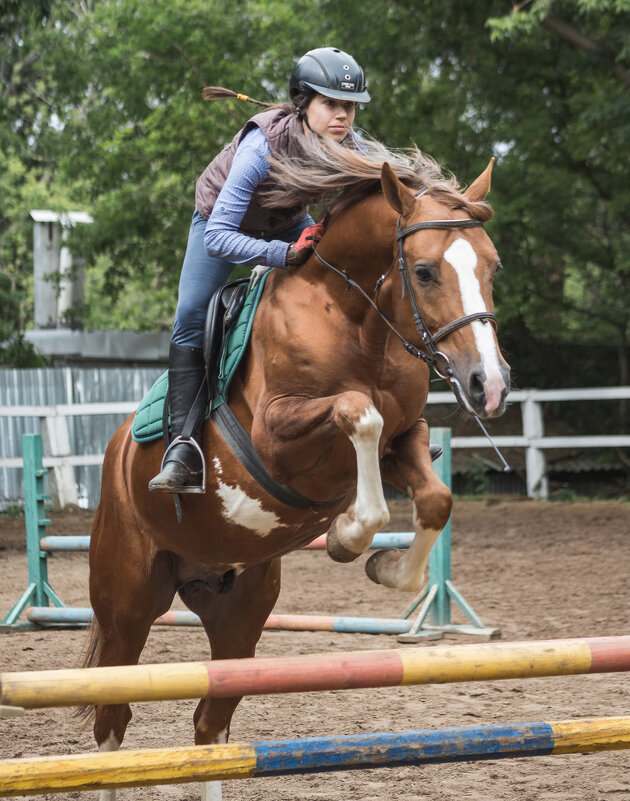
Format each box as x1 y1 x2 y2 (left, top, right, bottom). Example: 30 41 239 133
413 480 452 532
332 392 381 440
194 699 235 745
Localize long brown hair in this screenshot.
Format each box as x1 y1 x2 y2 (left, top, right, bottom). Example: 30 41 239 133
263 132 494 223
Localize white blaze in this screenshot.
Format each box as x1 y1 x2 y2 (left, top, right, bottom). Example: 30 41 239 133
444 238 504 413
216 479 286 536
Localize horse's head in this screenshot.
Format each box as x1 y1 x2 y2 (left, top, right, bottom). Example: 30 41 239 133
381 160 510 419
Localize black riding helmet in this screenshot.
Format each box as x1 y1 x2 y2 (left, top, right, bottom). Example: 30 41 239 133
289 47 370 105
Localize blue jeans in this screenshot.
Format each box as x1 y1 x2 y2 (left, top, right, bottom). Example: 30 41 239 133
172 209 314 348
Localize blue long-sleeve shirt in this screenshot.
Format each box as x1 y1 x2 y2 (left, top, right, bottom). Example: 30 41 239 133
203 128 290 269
204 126 365 269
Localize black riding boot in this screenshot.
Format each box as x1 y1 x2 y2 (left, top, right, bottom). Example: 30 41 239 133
148 342 208 493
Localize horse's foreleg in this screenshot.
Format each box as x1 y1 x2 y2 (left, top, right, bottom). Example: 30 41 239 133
261 390 389 560
366 417 452 591
325 392 390 562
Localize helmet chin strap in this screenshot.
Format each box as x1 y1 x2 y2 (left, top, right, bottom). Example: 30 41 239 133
298 104 316 135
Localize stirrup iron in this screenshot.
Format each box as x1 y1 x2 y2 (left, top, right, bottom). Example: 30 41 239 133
159 435 207 494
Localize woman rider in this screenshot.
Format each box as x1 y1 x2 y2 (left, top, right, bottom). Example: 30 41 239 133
149 47 370 494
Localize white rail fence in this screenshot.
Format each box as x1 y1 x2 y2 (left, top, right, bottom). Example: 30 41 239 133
0 388 628 506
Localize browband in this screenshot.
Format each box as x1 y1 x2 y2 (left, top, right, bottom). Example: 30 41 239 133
397 219 483 238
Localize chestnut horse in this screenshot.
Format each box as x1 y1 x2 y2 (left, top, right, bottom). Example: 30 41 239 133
85 146 509 798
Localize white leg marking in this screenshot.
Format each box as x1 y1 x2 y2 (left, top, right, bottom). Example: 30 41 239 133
333 406 389 553
216 479 286 536
444 238 506 414
98 732 120 801
201 728 228 801
370 504 441 591
350 408 390 530
202 782 223 801
392 501 441 590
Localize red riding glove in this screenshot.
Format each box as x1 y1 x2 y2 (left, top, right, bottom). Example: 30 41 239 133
285 223 325 269
294 223 325 251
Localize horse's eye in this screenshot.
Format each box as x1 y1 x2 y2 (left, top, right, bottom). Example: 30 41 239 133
415 264 434 285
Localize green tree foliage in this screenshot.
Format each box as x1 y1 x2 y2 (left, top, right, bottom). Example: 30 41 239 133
0 0 60 363
2 0 628 389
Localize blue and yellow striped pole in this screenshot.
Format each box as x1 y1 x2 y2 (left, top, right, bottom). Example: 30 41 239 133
0 718 629 796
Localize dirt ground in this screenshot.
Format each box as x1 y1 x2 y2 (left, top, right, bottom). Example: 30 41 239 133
0 498 629 801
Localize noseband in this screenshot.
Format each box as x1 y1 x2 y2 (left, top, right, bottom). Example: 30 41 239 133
313 215 498 380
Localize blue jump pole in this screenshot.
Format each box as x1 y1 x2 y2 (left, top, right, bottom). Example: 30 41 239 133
1 718 628 795
25 606 418 636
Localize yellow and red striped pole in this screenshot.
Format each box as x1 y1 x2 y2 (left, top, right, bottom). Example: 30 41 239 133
1 636 629 712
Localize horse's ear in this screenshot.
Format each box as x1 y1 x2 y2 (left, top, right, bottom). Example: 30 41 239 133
464 157 495 202
381 162 416 217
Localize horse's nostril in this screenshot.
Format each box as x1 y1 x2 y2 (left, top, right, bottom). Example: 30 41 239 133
469 371 486 402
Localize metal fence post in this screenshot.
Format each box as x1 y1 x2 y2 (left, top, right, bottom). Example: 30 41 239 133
521 393 549 499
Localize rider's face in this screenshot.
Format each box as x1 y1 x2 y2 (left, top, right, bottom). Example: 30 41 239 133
303 94 356 142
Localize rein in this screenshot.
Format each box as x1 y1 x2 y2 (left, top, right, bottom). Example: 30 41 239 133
313 215 498 381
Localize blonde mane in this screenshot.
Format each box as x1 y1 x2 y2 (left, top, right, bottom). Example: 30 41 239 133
264 132 493 222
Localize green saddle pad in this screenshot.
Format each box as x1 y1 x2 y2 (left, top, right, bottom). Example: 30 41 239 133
131 269 271 443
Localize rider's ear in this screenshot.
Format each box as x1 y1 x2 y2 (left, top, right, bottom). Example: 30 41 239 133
381 162 416 218
463 157 495 202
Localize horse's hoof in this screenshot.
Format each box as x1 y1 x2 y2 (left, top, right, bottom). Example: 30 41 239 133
326 529 362 563
365 548 401 586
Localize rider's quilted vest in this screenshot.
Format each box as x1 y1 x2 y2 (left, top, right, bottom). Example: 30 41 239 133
195 107 308 236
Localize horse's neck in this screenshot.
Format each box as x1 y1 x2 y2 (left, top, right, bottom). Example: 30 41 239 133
318 196 396 302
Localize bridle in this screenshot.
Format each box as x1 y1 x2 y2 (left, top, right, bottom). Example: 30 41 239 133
312 214 498 382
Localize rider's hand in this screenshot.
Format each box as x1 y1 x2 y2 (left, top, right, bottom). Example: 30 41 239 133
285 244 310 269
294 223 325 251
285 223 325 269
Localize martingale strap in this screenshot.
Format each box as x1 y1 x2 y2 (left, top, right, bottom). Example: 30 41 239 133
211 403 343 510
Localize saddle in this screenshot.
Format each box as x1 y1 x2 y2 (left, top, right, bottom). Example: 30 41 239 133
203 277 250 391
132 268 271 443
